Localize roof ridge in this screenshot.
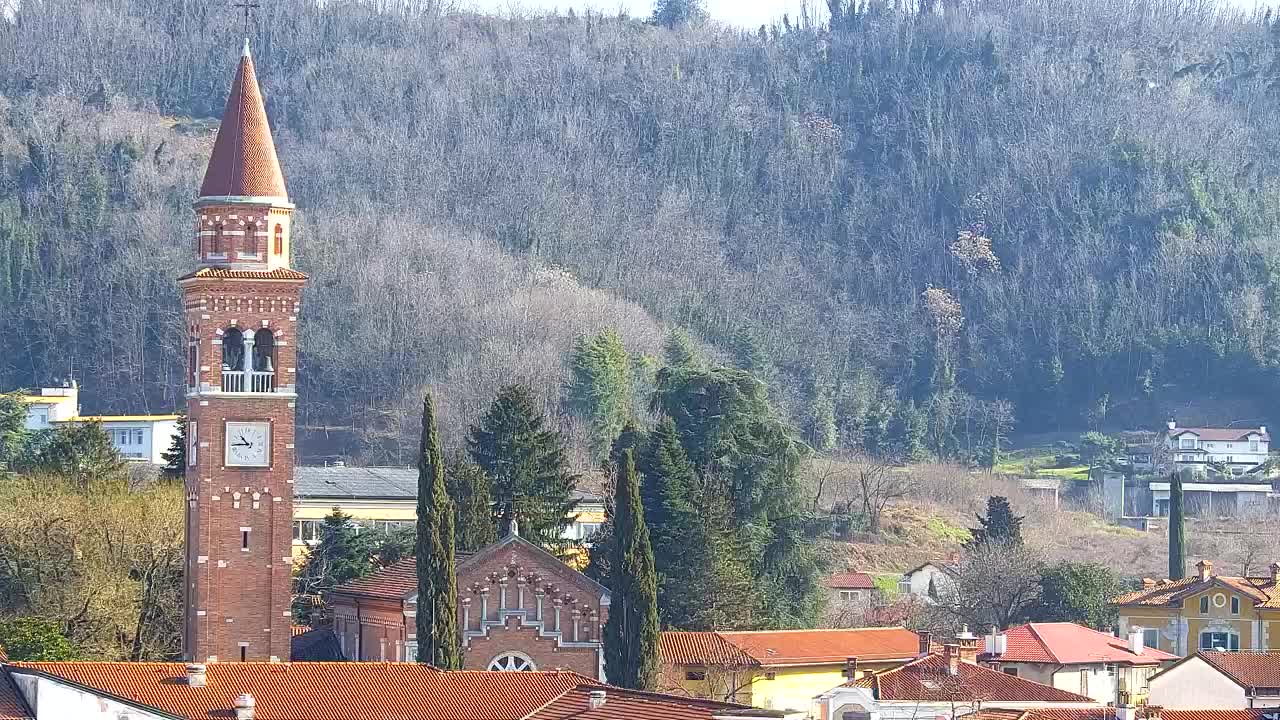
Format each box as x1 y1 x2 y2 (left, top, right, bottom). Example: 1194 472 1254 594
1025 623 1061 664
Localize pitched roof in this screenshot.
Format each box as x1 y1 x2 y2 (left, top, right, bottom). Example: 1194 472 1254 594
1110 575 1280 608
293 465 603 504
332 556 418 600
828 572 876 589
659 632 760 668
526 684 767 720
1194 651 1280 689
718 627 919 667
7 662 598 720
853 653 1094 703
1167 428 1269 442
0 670 32 720
199 42 288 200
178 267 309 281
992 623 1176 666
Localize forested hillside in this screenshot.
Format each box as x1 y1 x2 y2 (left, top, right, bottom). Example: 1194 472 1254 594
4 0 1280 461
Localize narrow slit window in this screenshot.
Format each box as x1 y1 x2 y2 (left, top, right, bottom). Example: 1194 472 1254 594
241 530 250 551
273 225 284 256
240 646 247 661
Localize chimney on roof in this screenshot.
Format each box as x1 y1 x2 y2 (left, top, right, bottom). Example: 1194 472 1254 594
985 626 1006 656
1141 577 1156 589
1261 426 1268 436
1128 627 1145 656
234 693 256 720
955 626 980 664
843 657 859 681
1197 560 1213 582
185 663 207 688
1270 563 1280 584
917 631 932 658
588 689 607 709
943 644 960 676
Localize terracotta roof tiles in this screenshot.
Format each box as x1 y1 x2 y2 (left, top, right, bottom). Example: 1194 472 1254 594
718 627 919 667
0 670 31 720
1196 650 1280 688
854 653 1094 703
971 709 1280 720
1110 575 1280 608
332 556 418 600
199 43 288 200
991 623 1176 666
828 572 876 590
527 684 762 720
179 267 308 281
659 632 759 668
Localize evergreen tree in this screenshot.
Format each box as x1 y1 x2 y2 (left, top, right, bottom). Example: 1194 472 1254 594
0 618 78 661
160 415 186 479
807 391 838 453
969 496 1024 547
1169 471 1186 580
661 329 701 369
0 391 29 475
415 394 460 668
564 328 632 461
586 425 645 588
25 421 125 489
603 450 659 690
446 453 497 552
467 384 579 550
292 508 374 625
650 0 707 28
897 399 929 462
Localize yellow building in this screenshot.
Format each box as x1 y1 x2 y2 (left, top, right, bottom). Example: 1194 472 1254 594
1111 559 1280 656
659 627 921 715
291 464 605 559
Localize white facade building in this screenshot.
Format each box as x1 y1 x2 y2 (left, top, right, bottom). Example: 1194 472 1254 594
11 384 181 464
1147 652 1280 710
15 386 79 430
1165 422 1270 474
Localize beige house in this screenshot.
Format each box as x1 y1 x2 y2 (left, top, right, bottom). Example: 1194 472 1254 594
1148 651 1280 710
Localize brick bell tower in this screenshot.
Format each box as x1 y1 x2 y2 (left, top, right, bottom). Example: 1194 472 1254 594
180 39 304 663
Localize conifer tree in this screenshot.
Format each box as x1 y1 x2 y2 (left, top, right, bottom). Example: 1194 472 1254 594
661 329 701 369
160 415 186 479
969 496 1024 547
603 450 659 690
446 452 497 552
467 384 579 549
1169 471 1186 580
416 394 460 668
564 328 632 461
292 508 373 625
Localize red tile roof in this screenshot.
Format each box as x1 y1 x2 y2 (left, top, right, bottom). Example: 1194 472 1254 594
0 671 31 720
828 572 876 590
200 43 288 199
8 662 601 720
1111 575 1280 609
854 653 1094 703
179 267 308 281
718 627 919 667
1194 650 1280 688
332 556 418 600
971 709 1280 720
526 684 761 720
992 623 1176 666
659 633 759 667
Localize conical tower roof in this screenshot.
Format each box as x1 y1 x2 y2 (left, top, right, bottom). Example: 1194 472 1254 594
199 40 288 200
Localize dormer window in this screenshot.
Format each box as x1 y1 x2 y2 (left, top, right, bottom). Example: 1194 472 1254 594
1180 437 1196 450
1251 438 1260 452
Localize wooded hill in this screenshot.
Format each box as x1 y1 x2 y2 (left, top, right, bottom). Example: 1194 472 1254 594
3 0 1280 462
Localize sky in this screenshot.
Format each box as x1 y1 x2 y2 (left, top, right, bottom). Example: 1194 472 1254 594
461 0 823 28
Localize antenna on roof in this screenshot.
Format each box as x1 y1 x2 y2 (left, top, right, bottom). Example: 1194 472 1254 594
233 1 260 50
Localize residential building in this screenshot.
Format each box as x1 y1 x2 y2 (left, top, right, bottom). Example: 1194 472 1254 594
325 522 609 679
1164 422 1270 475
978 623 1177 704
814 641 1099 720
1111 560 1280 655
899 562 955 603
827 572 876 614
290 464 605 559
1147 651 1280 709
659 627 921 714
10 385 181 464
0 660 773 720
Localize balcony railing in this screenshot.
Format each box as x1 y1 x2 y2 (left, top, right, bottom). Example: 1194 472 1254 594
220 369 276 393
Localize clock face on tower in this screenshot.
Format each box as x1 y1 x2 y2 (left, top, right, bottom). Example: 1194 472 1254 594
224 421 270 467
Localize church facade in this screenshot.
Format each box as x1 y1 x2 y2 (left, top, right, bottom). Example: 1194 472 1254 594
180 39 304 662
328 527 610 679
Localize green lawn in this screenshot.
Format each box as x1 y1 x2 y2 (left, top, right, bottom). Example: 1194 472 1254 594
994 447 1089 480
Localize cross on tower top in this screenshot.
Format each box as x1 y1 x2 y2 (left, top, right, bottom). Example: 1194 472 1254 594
234 0 260 39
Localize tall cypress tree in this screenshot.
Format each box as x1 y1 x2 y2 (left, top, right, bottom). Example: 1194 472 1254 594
603 450 659 690
1168 471 1186 580
415 394 460 668
467 384 578 549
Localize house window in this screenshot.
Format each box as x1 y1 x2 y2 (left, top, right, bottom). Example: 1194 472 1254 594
133 429 145 445
1200 597 1210 614
371 519 414 534
211 223 225 256
686 670 707 681
1180 438 1196 449
840 590 862 603
241 529 250 551
1143 628 1159 650
898 581 912 595
1180 454 1195 462
1226 456 1234 464
1200 631 1240 651
1003 667 1018 676
404 640 418 662
578 522 602 540
292 519 322 543
1232 596 1240 615
1251 439 1260 452
189 420 198 467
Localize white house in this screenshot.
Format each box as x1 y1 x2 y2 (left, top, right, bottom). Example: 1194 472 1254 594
1165 422 1270 475
979 623 1176 705
814 642 1098 720
899 562 955 604
1148 651 1280 710
10 384 181 465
